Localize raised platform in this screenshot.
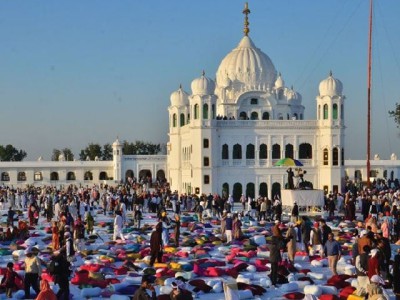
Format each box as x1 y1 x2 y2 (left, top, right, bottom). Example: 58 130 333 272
281 189 325 215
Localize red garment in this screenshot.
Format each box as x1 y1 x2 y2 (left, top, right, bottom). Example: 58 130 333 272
367 256 380 279
35 279 57 300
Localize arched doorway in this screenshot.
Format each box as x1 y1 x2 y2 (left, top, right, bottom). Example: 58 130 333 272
139 169 152 184
125 170 134 182
259 182 268 198
232 182 242 202
156 170 166 184
84 171 93 181
50 172 59 181
222 183 229 199
99 172 108 180
271 182 281 200
66 172 76 181
246 182 255 199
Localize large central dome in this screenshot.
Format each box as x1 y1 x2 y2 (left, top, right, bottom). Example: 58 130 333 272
216 36 277 90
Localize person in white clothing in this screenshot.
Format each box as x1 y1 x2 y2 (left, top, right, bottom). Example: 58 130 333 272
113 210 125 241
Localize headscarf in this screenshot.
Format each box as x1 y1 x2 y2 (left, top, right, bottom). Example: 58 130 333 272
35 279 57 300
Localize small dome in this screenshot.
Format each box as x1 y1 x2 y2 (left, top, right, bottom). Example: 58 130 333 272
287 87 302 105
112 138 122 147
170 85 189 107
319 71 343 97
274 73 284 89
220 73 232 88
58 154 65 161
191 72 215 95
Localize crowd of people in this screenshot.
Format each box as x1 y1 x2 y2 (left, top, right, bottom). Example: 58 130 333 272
0 178 399 299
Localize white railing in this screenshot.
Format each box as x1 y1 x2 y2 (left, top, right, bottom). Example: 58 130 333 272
246 159 255 166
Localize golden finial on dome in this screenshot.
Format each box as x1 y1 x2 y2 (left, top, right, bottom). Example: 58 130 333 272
329 70 333 76
243 2 250 36
179 83 182 89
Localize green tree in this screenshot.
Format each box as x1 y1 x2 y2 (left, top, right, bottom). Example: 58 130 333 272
122 140 161 155
102 143 113 161
51 149 61 161
389 103 400 127
0 144 27 161
51 148 74 161
79 143 102 161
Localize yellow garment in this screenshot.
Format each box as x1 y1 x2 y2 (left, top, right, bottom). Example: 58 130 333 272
25 256 42 275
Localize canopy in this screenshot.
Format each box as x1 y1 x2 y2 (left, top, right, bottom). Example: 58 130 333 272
281 189 324 207
274 158 303 167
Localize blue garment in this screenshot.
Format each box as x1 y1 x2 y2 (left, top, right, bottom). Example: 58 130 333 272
323 240 342 256
225 217 233 230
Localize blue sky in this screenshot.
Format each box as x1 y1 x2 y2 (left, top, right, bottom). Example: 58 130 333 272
1 0 400 160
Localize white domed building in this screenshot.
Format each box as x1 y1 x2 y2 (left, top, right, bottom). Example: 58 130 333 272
166 5 345 199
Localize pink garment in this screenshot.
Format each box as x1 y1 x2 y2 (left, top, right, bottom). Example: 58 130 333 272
381 222 389 238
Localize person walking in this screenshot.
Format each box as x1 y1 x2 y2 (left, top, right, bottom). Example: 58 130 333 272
113 210 125 241
225 213 233 244
24 248 42 299
149 222 163 267
269 236 283 287
323 233 342 276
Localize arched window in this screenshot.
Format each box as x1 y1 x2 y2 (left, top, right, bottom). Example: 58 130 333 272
250 112 258 120
341 148 344 166
332 148 339 166
34 172 42 181
233 144 242 159
272 144 281 159
285 144 294 159
50 172 59 181
383 170 388 179
278 113 283 120
278 89 284 100
203 103 209 119
271 182 281 200
355 170 362 181
194 104 199 119
187 113 190 124
318 105 321 120
99 172 108 180
299 143 312 159
17 172 26 181
293 113 298 120
323 104 328 119
287 113 290 120
233 182 242 202
333 104 338 119
246 144 255 159
262 112 270 120
323 148 329 165
246 182 255 198
172 114 177 127
259 183 268 198
180 113 185 126
259 144 268 159
239 111 247 120
222 183 229 198
1 172 10 181
67 172 76 181
222 144 229 159
84 171 93 181
341 104 344 119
